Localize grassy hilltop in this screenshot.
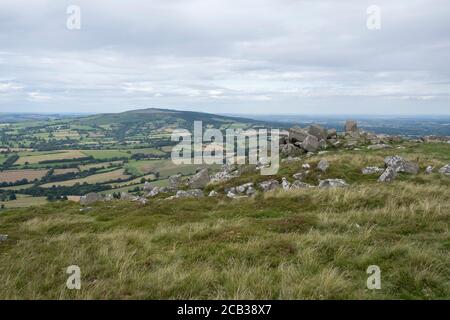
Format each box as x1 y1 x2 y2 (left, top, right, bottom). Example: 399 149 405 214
0 142 449 299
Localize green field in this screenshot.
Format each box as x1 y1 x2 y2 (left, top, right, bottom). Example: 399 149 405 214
1 195 47 209
125 159 207 178
15 150 87 165
81 150 132 159
41 169 130 187
0 183 35 191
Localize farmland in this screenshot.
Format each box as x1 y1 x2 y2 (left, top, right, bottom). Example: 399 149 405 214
0 108 263 204
15 150 87 165
0 169 48 183
41 169 130 187
0 108 449 300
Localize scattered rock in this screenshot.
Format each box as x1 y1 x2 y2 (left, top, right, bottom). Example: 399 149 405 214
80 192 102 206
210 166 240 183
174 189 204 198
345 120 358 132
208 190 219 197
378 167 397 182
168 174 183 187
281 156 302 163
121 192 138 201
143 182 154 192
79 207 92 213
317 159 329 172
439 164 450 175
362 167 385 175
187 168 210 188
0 234 8 241
308 124 328 140
259 179 280 192
281 177 291 191
281 143 304 157
425 166 434 174
289 127 308 143
319 179 349 188
293 171 308 180
302 135 320 152
227 191 238 199
327 128 337 139
290 181 313 189
236 182 254 194
302 163 311 170
246 186 256 196
384 156 419 174
147 187 160 197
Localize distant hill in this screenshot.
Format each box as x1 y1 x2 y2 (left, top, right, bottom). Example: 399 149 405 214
78 108 268 129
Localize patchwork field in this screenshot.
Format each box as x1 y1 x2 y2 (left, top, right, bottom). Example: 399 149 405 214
53 168 80 175
15 150 87 165
81 150 131 160
0 195 47 209
40 168 130 187
126 159 204 177
0 169 48 183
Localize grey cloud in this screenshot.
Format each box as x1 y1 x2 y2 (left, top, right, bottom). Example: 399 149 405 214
0 0 449 114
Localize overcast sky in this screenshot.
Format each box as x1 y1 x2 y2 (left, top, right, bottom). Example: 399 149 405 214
0 0 449 115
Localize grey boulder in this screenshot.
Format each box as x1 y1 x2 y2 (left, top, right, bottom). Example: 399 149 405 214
187 168 210 188
378 167 397 182
345 120 358 132
317 159 329 172
308 124 328 140
302 135 320 152
259 180 280 192
80 192 102 206
439 164 450 175
384 156 419 174
319 179 348 188
289 127 308 143
362 167 385 175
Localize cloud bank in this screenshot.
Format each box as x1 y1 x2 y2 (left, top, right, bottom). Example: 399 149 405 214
0 0 449 114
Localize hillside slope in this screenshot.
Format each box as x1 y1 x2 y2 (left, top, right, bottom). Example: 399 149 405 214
0 143 449 299
77 107 267 128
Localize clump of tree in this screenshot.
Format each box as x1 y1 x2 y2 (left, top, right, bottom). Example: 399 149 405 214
1 154 19 170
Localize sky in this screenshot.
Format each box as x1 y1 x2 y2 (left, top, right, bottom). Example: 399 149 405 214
0 0 449 115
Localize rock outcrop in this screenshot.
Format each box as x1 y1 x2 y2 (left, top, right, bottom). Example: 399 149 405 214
302 135 320 152
308 124 328 140
259 180 280 192
80 192 102 205
290 180 313 189
384 156 419 174
439 164 450 175
187 168 210 188
169 174 183 187
172 189 204 199
319 179 348 188
289 127 308 143
344 120 358 132
317 159 329 172
379 167 397 182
